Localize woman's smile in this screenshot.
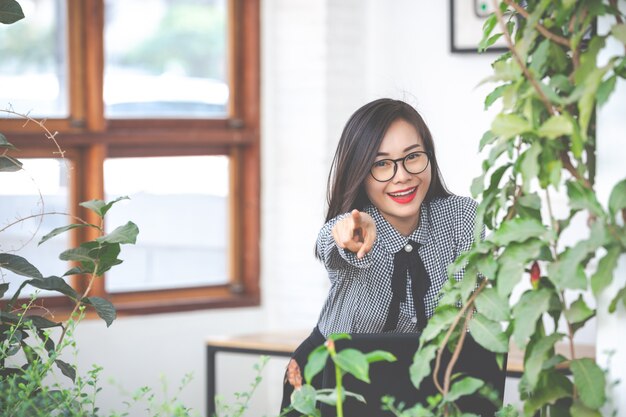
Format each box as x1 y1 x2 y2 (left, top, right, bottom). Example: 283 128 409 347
387 186 418 204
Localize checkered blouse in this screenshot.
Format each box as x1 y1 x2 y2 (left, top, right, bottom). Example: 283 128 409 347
315 195 478 337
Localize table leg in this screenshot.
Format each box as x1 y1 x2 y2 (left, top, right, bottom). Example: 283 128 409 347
207 346 217 417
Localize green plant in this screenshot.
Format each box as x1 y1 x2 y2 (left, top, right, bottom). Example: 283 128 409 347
214 356 269 417
1 108 138 415
0 0 24 25
286 334 396 417
408 1 626 416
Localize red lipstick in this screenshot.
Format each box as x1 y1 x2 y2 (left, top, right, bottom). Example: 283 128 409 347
388 187 417 204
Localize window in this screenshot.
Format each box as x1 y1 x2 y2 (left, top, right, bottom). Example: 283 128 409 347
0 0 260 314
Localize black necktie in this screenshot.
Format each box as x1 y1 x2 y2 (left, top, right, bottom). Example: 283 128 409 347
382 240 430 332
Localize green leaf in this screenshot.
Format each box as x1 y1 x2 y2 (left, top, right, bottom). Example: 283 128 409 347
537 115 573 139
0 132 17 149
484 85 508 110
564 295 595 331
468 313 509 353
96 221 139 245
419 305 459 343
291 384 319 416
479 130 498 151
445 376 484 403
608 179 626 218
28 276 78 299
89 242 123 275
523 372 572 416
55 359 76 382
0 0 25 24
608 286 626 313
304 345 329 384
524 332 565 390
0 155 22 172
519 142 541 192
497 239 544 297
512 289 552 349
0 282 9 298
364 350 396 364
489 218 548 246
471 174 485 197
79 196 129 218
570 358 606 409
491 114 532 140
334 348 369 383
597 75 617 107
410 345 437 390
591 246 621 296
39 223 95 246
328 333 352 342
27 315 62 329
578 66 608 139
570 400 602 417
59 246 96 263
476 255 498 281
548 222 607 291
567 181 605 218
611 23 626 45
83 296 117 327
0 253 43 279
474 288 510 321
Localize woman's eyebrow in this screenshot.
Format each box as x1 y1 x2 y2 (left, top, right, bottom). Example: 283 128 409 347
376 144 422 157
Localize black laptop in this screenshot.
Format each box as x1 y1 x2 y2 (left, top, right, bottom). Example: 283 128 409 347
319 333 506 417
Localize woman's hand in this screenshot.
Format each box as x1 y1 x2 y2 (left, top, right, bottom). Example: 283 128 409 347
331 209 376 259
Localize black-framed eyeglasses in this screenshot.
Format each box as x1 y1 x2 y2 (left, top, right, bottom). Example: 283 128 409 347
370 151 431 182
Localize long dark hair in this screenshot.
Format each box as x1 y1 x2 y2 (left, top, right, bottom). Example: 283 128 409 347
324 98 451 223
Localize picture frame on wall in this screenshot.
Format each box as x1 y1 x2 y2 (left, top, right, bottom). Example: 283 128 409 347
450 0 508 53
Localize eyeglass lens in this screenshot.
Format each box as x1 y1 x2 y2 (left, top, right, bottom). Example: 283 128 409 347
370 152 429 182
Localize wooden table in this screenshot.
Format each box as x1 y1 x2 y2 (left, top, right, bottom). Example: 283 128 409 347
205 331 594 416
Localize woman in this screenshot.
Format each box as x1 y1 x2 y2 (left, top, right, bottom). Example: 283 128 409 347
281 98 480 414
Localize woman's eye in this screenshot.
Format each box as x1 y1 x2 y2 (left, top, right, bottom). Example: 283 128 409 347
373 160 389 168
406 152 421 160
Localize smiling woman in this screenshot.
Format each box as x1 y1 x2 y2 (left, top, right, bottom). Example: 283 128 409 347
280 99 500 416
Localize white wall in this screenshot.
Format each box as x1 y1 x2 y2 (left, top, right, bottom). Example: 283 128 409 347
596 6 626 414
69 1 624 416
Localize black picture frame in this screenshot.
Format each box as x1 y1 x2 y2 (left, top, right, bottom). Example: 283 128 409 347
450 0 508 53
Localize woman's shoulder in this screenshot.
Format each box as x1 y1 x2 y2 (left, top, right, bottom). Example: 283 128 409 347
428 194 477 215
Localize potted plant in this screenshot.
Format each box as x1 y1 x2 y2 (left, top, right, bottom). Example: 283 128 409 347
408 1 626 416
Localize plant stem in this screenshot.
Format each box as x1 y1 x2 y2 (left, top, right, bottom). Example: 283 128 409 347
492 0 556 116
0 211 92 235
559 290 578 400
57 264 99 346
544 189 560 259
503 0 570 47
433 278 488 395
326 340 344 417
443 307 475 394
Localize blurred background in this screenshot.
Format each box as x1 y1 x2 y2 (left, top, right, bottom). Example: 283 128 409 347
1 0 624 416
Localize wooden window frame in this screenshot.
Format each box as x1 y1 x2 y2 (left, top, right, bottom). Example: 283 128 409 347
1 0 260 316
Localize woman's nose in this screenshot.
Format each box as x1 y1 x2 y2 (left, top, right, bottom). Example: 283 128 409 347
393 162 412 182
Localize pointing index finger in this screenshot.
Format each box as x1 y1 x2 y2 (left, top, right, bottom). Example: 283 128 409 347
351 209 361 228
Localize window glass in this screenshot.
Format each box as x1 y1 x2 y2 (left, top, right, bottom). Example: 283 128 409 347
103 0 229 119
0 0 68 118
103 156 230 292
0 158 71 299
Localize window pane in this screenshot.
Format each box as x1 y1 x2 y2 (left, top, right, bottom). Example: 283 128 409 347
0 0 68 118
103 156 229 292
0 159 71 299
104 0 229 119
